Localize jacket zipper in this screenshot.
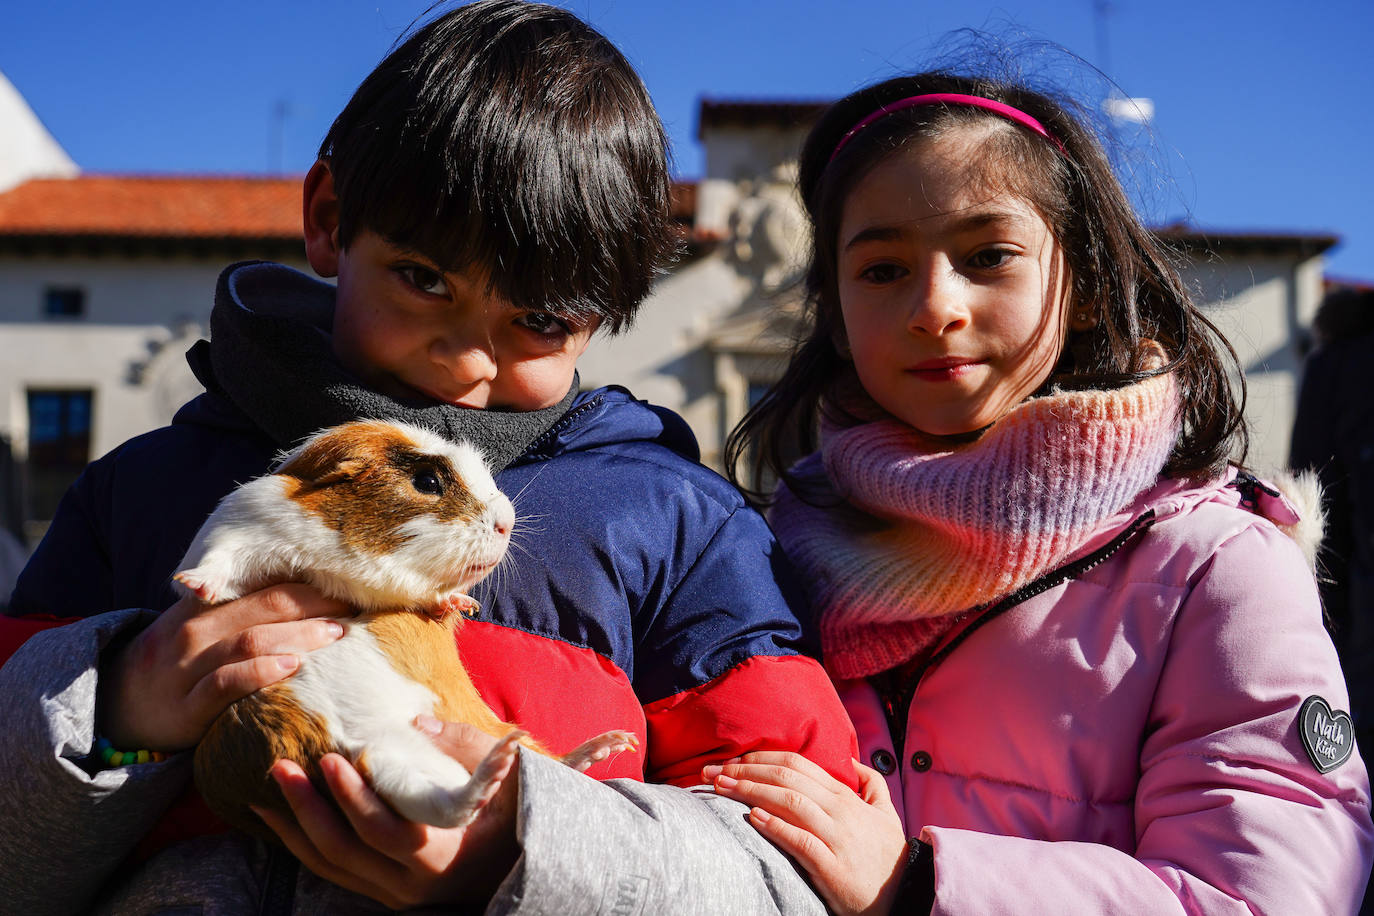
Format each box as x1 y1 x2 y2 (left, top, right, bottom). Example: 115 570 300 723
873 510 1158 761
521 390 609 458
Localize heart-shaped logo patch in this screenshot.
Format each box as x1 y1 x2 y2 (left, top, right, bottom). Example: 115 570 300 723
1298 696 1355 774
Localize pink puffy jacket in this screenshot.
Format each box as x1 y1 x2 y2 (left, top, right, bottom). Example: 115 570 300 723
837 470 1374 914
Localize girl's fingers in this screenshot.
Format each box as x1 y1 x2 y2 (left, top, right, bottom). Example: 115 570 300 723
719 751 849 795
853 761 896 808
706 759 837 807
710 770 835 841
746 807 834 876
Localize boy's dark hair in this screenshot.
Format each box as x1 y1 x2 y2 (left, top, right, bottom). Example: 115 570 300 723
319 0 676 331
727 70 1248 501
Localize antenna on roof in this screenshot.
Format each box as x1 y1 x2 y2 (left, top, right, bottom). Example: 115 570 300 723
268 99 291 175
1093 1 1154 127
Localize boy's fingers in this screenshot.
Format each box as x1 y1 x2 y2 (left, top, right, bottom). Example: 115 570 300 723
414 716 501 771
253 802 393 905
200 617 345 673
318 753 431 862
271 760 407 888
199 585 352 636
187 653 301 719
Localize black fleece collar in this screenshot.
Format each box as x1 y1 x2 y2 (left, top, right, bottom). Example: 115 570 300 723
186 261 578 470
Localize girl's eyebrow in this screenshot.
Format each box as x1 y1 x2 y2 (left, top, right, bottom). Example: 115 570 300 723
843 209 1029 252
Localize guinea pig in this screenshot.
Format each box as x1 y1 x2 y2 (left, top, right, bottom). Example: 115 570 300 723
175 419 636 834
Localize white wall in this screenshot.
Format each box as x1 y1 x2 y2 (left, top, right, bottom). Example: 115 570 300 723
1179 252 1322 471
0 254 311 458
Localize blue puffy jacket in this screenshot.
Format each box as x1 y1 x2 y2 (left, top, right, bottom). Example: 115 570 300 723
6 377 858 846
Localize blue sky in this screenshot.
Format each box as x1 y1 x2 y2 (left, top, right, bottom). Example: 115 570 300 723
3 0 1370 279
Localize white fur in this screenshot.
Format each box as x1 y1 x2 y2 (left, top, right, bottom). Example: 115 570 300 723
174 423 514 611
1263 467 1326 574
286 622 496 827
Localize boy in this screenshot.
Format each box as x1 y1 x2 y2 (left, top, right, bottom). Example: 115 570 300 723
0 2 856 912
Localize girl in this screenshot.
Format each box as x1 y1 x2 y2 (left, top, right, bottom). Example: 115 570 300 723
713 70 1374 914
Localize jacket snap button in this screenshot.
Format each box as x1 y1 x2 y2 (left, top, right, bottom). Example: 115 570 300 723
911 750 933 772
870 749 897 775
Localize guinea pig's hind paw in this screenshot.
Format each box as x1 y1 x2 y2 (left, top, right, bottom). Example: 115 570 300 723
560 729 640 772
445 730 524 826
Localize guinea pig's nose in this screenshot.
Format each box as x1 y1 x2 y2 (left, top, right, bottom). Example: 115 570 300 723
492 496 514 537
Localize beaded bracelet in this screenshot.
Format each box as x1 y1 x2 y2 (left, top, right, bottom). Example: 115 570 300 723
94 737 167 768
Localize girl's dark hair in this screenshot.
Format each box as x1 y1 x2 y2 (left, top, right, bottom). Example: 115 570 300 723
319 0 677 332
726 69 1247 501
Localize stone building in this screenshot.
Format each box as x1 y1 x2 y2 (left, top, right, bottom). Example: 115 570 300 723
0 85 1344 562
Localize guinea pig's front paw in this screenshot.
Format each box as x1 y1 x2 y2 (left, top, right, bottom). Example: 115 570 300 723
431 593 481 621
560 730 640 772
172 567 237 605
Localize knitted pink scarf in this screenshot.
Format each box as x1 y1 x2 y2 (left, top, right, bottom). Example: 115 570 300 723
770 369 1180 679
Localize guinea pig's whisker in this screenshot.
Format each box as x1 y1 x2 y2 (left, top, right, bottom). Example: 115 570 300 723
507 462 551 508
512 518 546 536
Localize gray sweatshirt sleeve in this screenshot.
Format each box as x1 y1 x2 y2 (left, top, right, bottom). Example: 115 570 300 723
0 610 194 915
490 748 826 916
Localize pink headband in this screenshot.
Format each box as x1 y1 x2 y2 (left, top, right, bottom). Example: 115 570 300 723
828 92 1064 163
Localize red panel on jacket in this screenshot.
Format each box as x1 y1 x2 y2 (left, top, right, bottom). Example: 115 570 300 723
644 654 861 791
458 619 648 780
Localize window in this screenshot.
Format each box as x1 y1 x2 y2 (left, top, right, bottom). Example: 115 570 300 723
24 389 93 527
43 287 86 319
747 381 773 408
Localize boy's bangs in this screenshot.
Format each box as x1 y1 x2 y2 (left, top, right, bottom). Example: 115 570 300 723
321 0 676 332
345 150 620 327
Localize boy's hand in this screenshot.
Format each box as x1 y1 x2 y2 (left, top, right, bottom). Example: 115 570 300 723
706 751 909 916
256 718 520 910
98 586 349 752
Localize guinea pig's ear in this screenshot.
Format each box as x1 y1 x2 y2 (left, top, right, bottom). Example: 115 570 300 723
278 446 366 491
309 459 366 489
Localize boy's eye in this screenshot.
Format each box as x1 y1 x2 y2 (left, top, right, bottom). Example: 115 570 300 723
515 311 572 337
396 265 450 296
858 263 906 285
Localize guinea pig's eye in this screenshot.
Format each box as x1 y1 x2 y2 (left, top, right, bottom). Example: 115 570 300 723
411 469 444 496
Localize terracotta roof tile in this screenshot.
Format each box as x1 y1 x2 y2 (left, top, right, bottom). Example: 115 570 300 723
0 175 303 239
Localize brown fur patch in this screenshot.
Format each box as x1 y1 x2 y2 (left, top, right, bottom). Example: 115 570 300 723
194 682 339 842
366 611 550 754
275 421 484 556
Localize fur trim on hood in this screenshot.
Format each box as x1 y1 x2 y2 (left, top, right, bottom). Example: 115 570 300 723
1259 468 1326 574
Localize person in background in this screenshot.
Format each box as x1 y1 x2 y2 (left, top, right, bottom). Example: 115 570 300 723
1292 286 1374 752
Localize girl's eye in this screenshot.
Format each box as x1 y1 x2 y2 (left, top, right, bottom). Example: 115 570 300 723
516 311 572 337
968 248 1015 270
858 263 906 285
396 265 450 296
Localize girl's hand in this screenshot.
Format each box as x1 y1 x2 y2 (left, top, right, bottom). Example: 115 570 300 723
705 751 909 916
98 586 350 752
255 718 520 910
